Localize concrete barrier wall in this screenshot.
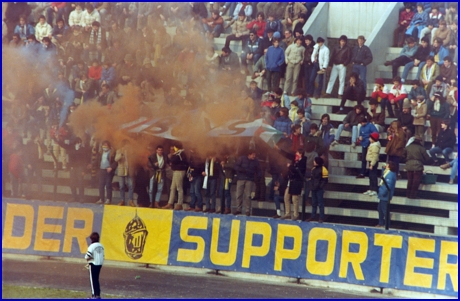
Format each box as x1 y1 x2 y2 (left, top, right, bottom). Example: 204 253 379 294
2 198 458 297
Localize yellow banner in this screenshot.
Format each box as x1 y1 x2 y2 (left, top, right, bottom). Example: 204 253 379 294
101 206 173 265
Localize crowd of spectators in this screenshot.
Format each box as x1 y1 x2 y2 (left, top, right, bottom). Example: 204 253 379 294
1 2 458 222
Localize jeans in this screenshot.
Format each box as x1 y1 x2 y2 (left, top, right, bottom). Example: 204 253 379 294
149 174 164 203
369 163 378 192
377 200 389 227
449 158 458 181
203 23 223 37
415 61 426 81
334 124 359 143
189 176 203 209
119 175 134 204
311 189 325 220
46 7 65 25
70 166 84 201
311 62 324 97
98 169 114 202
429 147 453 161
241 52 262 67
219 177 232 212
326 64 347 95
352 64 367 93
302 180 311 221
381 97 395 117
303 63 314 96
401 61 417 82
205 178 218 210
360 147 368 176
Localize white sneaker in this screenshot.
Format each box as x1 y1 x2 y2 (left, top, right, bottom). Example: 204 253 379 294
363 190 371 195
351 143 356 148
104 199 111 204
368 191 377 196
96 199 103 204
331 140 338 147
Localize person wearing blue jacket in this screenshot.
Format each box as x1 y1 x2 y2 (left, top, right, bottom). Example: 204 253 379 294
14 15 35 43
356 115 378 178
405 4 428 39
376 161 397 228
265 39 285 93
101 60 116 88
415 37 449 80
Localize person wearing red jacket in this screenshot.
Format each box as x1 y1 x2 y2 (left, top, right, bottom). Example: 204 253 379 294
388 76 408 116
371 78 394 117
47 2 66 26
246 12 266 38
88 59 102 97
393 4 415 47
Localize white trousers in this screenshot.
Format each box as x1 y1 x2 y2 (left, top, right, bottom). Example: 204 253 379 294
326 64 347 95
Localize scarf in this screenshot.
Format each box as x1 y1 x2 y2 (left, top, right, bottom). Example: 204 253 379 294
379 168 390 186
89 27 102 46
434 99 440 111
202 158 215 189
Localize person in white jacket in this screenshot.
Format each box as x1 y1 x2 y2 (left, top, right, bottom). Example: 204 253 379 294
81 4 101 32
284 37 305 95
363 132 381 196
310 37 330 99
34 15 52 42
68 3 84 28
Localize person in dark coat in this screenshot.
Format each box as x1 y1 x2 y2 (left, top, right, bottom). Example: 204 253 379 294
337 72 366 113
218 152 236 214
184 148 205 212
280 148 306 220
57 137 92 202
307 157 328 223
234 150 262 216
402 135 432 199
147 144 169 208
428 119 457 164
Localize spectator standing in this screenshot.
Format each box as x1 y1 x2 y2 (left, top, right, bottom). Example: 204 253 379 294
307 157 328 223
428 92 450 147
402 135 432 199
310 37 329 99
385 121 406 176
356 116 378 178
303 35 315 97
203 153 220 213
185 148 205 212
147 145 169 208
350 35 373 93
325 35 351 98
281 148 306 220
295 109 311 137
284 37 305 95
94 141 117 205
115 140 136 207
446 82 458 130
234 151 261 216
163 145 188 210
363 132 381 196
376 161 397 228
265 38 285 93
219 153 235 214
412 95 428 143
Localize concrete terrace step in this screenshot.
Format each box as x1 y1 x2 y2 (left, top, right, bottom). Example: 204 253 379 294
328 175 457 194
328 143 457 159
251 200 457 233
328 158 451 176
325 190 458 212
